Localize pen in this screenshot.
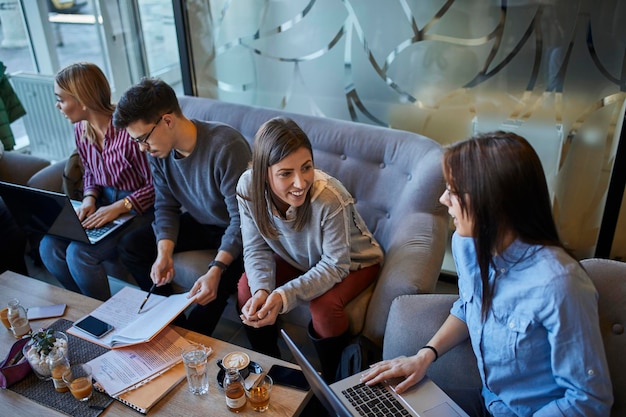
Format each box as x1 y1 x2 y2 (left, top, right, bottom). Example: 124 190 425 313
138 284 157 313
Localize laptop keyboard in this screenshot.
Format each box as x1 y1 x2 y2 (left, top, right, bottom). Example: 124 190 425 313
341 383 410 417
85 222 115 240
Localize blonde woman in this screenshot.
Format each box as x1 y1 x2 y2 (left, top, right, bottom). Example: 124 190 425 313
39 62 154 301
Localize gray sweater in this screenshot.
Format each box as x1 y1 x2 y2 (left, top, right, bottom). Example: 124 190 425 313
237 169 384 313
151 120 251 258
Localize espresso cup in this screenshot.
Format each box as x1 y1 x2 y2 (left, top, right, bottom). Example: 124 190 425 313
221 351 250 379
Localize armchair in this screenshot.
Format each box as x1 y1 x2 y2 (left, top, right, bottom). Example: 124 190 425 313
383 258 626 416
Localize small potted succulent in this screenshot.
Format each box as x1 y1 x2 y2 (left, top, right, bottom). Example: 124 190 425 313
22 328 69 380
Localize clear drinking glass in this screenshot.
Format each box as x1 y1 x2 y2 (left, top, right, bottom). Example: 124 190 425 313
181 344 210 395
246 374 273 412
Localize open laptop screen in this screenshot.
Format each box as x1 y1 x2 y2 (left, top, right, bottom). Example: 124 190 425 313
280 329 352 417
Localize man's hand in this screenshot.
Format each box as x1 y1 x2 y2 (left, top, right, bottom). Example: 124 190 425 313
150 252 175 286
188 269 221 305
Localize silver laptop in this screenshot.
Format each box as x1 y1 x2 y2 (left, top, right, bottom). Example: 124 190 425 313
0 181 134 245
281 329 469 417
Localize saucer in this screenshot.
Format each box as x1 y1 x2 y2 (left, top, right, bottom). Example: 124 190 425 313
216 360 263 388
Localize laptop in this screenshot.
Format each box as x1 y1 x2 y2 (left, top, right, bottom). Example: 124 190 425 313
280 329 469 417
0 181 134 245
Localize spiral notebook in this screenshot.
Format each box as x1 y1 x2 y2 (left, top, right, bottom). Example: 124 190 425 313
113 363 186 414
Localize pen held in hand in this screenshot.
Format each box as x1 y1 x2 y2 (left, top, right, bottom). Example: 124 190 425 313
138 284 157 313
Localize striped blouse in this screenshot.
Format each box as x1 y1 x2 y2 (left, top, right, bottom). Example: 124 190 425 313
75 119 154 214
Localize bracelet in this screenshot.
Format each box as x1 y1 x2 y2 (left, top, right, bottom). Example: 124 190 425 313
83 194 97 201
421 345 439 362
208 259 228 273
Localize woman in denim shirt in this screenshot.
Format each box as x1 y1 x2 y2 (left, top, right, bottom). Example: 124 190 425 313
362 132 613 416
237 117 383 382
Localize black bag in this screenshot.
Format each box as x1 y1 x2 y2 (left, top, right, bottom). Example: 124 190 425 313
336 335 382 380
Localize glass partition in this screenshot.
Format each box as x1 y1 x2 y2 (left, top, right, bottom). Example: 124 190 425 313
183 0 626 265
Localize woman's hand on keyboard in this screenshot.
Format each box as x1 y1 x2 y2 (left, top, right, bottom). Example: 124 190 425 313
359 354 430 395
82 204 123 229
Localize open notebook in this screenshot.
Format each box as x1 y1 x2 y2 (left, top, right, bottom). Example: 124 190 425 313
67 286 193 348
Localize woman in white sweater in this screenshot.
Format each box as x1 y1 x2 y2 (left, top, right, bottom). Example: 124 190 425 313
237 117 383 381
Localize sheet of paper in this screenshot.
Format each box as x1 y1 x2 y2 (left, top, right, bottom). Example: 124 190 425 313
89 326 193 396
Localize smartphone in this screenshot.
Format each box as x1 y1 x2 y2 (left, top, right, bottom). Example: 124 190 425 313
267 364 310 391
73 315 114 339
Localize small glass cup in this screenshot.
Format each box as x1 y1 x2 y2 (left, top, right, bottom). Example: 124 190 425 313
246 374 273 412
0 307 11 330
181 344 210 395
62 364 93 401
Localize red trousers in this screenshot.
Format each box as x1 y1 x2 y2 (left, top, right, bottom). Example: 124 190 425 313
238 256 380 338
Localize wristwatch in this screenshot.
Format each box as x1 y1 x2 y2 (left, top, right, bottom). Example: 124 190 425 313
123 197 133 211
208 259 228 273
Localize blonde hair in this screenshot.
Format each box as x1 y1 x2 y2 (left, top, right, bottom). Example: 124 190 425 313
55 62 114 144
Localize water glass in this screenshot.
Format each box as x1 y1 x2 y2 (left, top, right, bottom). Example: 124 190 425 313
181 344 210 395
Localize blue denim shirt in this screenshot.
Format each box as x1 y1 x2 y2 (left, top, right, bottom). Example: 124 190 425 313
450 233 613 417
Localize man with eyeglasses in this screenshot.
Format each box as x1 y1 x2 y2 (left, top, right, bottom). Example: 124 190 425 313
112 77 251 337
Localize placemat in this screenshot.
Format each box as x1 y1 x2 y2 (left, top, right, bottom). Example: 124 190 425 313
9 319 113 417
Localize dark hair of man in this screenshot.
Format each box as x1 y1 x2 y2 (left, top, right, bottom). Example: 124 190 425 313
442 131 563 318
112 77 182 128
240 117 314 240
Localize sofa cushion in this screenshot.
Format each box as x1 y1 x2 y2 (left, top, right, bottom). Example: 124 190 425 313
27 158 65 191
171 249 217 292
0 151 50 186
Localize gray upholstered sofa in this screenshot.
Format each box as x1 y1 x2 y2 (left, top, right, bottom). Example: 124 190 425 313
0 150 51 187
383 258 626 416
22 95 449 347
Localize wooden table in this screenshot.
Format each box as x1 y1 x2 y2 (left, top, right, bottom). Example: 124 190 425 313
0 271 311 416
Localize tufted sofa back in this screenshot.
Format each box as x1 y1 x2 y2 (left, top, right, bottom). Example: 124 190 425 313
178 96 448 344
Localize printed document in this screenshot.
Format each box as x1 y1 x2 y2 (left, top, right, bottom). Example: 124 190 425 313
88 326 194 396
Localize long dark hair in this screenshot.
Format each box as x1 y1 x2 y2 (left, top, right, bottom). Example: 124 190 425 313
242 117 314 240
442 131 563 317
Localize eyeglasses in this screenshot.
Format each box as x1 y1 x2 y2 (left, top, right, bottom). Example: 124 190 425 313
130 116 162 145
